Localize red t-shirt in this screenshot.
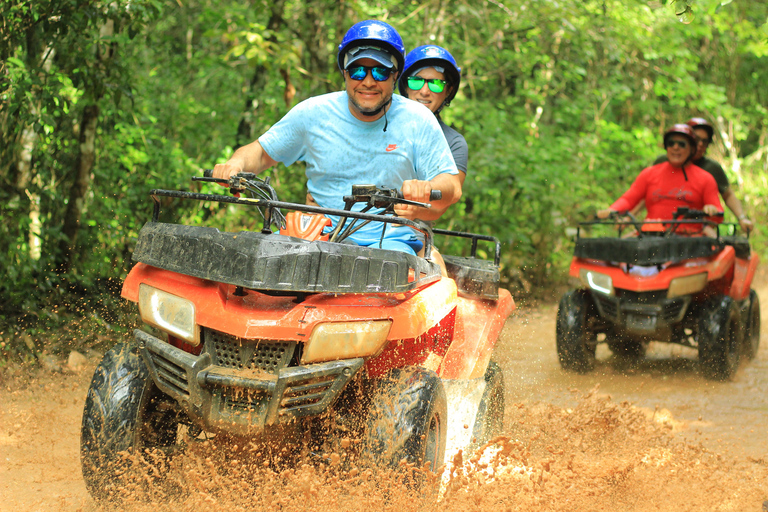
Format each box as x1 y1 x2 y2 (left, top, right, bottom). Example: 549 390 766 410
610 162 723 232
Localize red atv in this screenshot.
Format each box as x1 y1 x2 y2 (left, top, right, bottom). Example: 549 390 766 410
80 173 514 500
557 207 760 380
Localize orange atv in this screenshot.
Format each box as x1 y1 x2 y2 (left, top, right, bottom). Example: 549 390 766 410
558 207 759 381
80 173 514 500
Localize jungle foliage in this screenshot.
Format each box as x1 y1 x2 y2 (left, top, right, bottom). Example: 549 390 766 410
1 0 767 360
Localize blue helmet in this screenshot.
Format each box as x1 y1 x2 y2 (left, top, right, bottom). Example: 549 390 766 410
398 45 461 105
337 20 406 73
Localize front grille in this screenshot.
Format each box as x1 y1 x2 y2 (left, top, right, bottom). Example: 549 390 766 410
662 298 687 322
620 290 667 303
147 351 190 398
614 290 690 325
593 293 618 320
204 329 296 373
280 375 336 412
221 388 269 414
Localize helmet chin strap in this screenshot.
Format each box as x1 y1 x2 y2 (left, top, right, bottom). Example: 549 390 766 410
358 97 392 131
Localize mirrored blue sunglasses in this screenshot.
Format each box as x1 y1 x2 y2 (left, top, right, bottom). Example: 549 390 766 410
346 65 393 82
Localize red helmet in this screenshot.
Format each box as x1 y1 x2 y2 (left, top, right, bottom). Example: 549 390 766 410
686 117 715 141
664 124 698 148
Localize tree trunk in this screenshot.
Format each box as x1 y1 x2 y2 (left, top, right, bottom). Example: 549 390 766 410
234 0 287 149
55 17 114 274
56 104 99 273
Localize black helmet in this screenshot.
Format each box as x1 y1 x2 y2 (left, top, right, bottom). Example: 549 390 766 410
686 117 715 141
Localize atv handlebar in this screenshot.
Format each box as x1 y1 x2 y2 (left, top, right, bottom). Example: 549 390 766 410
671 206 724 220
584 206 728 240
190 172 446 256
199 172 441 209
342 184 441 210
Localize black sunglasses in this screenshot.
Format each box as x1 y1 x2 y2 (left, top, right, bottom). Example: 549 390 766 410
346 65 393 82
665 139 689 149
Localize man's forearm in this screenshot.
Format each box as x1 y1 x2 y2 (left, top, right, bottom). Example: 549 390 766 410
723 189 745 219
231 140 276 174
430 172 462 208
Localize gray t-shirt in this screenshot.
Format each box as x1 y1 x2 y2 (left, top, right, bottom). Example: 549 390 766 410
438 117 468 174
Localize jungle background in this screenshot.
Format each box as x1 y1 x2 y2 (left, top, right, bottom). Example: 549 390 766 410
1 0 767 365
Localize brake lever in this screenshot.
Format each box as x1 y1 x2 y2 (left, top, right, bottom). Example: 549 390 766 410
194 170 258 194
369 193 432 210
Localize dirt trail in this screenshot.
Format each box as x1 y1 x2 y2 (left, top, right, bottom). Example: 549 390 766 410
1 279 768 511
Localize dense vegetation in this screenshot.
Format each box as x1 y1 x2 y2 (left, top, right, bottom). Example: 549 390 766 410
1 0 766 362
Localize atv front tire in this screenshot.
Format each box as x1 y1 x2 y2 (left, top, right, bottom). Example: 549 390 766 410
698 296 742 381
556 290 597 373
364 367 447 473
80 342 184 501
471 361 505 447
744 289 761 360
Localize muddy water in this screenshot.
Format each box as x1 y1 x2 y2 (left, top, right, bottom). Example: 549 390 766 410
1 281 767 511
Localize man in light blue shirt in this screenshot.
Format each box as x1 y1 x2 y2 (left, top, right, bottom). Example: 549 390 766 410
213 20 461 255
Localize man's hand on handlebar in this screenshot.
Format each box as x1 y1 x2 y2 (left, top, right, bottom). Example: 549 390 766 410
702 204 721 217
596 208 616 220
212 162 244 181
739 217 754 234
395 180 434 219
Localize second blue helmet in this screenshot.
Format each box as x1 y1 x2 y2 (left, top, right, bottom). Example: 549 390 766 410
398 45 461 105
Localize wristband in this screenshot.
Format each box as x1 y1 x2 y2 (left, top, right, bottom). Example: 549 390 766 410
738 214 748 220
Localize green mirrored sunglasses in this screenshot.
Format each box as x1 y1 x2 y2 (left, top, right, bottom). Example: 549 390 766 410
407 76 447 93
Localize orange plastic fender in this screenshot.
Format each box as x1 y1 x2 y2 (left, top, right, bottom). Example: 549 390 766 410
731 253 760 301
438 289 515 380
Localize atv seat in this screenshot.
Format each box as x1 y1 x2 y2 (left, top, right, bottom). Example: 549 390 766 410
442 255 499 300
574 236 724 266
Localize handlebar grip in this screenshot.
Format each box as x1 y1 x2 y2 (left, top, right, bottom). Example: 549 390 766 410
203 168 213 178
430 190 442 201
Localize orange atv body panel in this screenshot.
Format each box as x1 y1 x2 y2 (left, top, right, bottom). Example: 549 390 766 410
124 263 456 342
569 244 741 294
122 262 513 380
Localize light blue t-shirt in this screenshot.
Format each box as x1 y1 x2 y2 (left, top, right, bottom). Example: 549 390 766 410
259 92 458 253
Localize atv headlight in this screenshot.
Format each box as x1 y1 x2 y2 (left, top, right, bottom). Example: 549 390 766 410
138 284 199 346
302 320 392 364
579 269 614 296
668 273 708 298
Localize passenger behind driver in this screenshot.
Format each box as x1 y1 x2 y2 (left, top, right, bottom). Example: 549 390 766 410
634 117 752 233
397 45 466 272
597 124 723 236
399 45 467 185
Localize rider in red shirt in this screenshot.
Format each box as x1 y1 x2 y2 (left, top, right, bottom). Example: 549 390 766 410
598 124 723 234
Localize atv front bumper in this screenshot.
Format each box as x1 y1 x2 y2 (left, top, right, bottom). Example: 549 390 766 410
134 329 363 436
589 290 691 335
